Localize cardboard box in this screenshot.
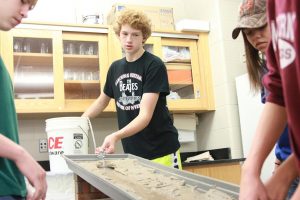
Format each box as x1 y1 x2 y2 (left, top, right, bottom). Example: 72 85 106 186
107 4 174 30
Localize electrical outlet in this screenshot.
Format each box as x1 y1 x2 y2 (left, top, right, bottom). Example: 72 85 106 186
39 138 48 153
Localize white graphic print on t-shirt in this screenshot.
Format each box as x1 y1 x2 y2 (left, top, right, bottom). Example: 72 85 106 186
271 12 296 69
115 73 142 111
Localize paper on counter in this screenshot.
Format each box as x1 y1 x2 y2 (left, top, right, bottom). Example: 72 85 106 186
185 151 214 163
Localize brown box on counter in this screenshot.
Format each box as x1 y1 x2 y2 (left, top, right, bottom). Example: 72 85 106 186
107 4 174 30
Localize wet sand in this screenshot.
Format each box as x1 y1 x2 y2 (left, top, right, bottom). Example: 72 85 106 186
76 158 235 200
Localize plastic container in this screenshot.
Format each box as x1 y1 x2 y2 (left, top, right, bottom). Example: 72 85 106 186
45 117 91 173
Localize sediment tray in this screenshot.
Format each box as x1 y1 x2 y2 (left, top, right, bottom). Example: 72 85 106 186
63 154 239 200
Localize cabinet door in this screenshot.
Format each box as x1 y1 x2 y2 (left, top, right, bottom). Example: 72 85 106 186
1 29 63 112
144 36 162 57
107 33 214 112
161 38 211 111
62 32 108 112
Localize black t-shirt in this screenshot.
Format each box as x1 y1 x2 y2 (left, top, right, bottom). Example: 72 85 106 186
104 51 180 159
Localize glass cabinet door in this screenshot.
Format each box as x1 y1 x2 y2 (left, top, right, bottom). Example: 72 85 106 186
13 37 54 100
144 44 153 53
161 38 201 101
106 33 211 112
63 40 99 99
1 27 213 113
1 29 64 112
62 33 108 109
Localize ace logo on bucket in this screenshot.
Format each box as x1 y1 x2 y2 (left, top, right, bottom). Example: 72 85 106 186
48 136 64 155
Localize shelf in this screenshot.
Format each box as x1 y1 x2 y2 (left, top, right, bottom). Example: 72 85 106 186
64 80 99 83
164 59 191 64
166 63 191 70
170 83 193 88
169 81 193 85
14 52 52 56
64 80 100 89
63 55 99 68
15 93 54 99
63 54 98 59
14 53 53 66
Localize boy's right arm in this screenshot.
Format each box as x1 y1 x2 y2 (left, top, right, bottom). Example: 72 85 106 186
82 92 111 118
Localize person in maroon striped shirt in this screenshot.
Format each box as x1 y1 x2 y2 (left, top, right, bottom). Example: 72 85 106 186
239 0 300 199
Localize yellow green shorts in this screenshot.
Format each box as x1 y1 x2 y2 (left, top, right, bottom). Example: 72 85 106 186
151 149 182 170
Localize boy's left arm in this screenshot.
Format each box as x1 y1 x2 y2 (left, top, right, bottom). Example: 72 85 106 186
114 92 159 139
99 93 159 153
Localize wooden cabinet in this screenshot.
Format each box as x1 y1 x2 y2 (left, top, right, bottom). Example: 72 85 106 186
61 32 110 112
0 23 214 114
183 161 242 185
0 25 111 113
109 30 215 112
1 28 64 112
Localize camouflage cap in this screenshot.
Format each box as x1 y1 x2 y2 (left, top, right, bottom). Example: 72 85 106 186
232 0 267 39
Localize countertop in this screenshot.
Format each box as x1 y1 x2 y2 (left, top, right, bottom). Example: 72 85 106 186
180 148 245 167
182 158 245 167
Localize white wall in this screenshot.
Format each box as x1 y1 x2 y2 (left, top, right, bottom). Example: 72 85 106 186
18 0 251 161
27 0 186 24
236 74 275 181
182 0 246 158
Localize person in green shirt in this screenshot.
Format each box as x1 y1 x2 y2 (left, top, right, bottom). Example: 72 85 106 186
0 0 47 200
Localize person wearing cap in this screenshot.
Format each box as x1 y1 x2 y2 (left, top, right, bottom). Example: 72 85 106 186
232 0 269 92
232 0 298 199
238 0 300 199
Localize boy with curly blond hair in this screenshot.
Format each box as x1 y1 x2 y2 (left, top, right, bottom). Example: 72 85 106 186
83 9 182 169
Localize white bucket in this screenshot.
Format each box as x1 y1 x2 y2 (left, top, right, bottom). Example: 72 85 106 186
45 117 91 173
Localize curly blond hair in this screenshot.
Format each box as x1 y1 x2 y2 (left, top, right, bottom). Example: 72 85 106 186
24 0 38 9
113 9 152 41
